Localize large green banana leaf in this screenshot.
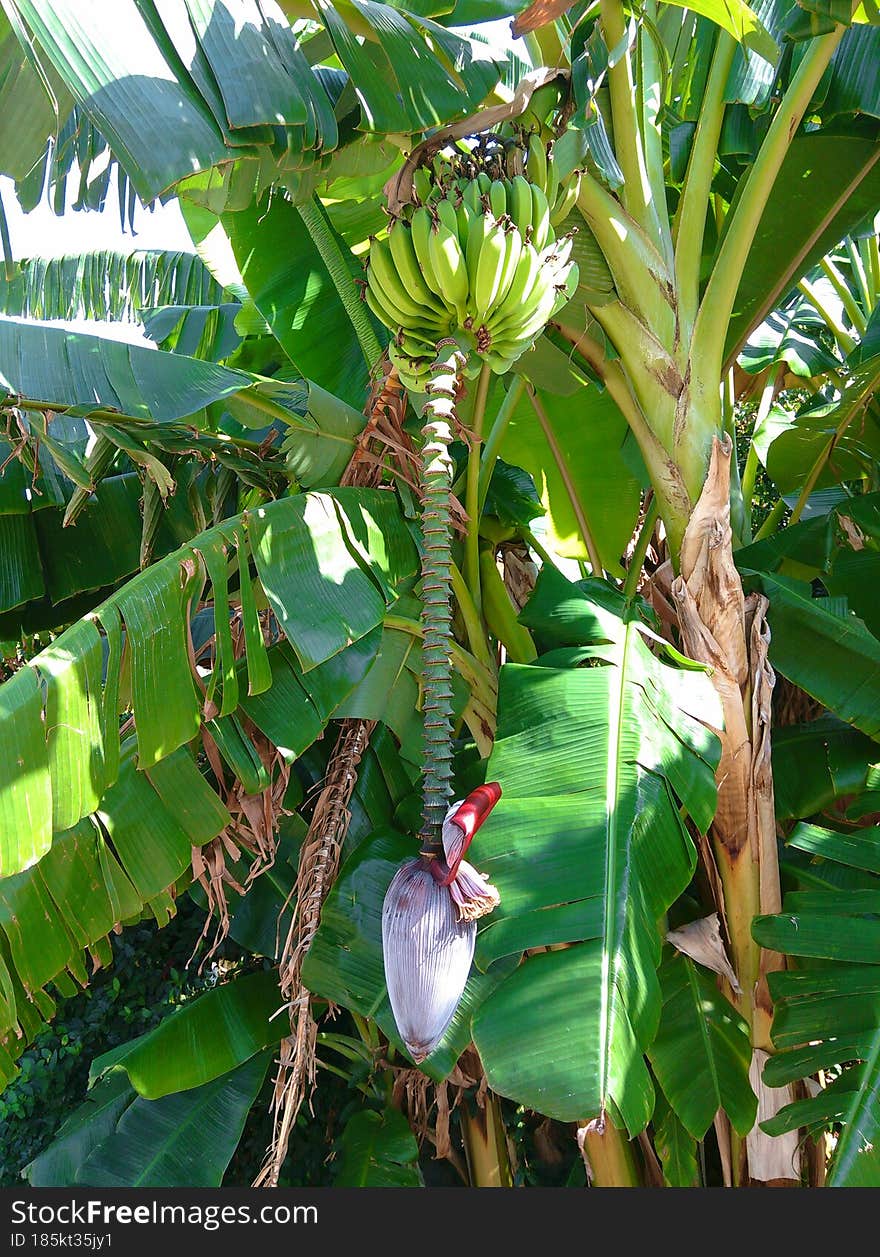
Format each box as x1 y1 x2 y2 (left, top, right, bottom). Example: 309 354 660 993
333 1108 423 1187
737 490 880 638
647 949 756 1140
0 486 415 869
495 380 644 575
0 250 224 323
0 483 421 1087
75 1053 270 1187
773 715 878 820
753 819 880 1187
459 567 721 1131
0 0 499 207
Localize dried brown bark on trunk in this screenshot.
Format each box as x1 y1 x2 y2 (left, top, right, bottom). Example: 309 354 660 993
671 435 799 1185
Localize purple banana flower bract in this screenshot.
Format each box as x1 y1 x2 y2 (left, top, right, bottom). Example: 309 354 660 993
381 857 476 1062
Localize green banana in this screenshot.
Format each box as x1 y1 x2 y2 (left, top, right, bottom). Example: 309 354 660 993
489 179 508 220
455 199 473 242
388 223 446 314
427 220 469 321
364 283 404 334
472 219 508 318
530 183 552 252
435 197 458 234
368 237 439 322
551 177 580 228
527 132 547 194
508 175 534 236
476 171 492 195
411 207 446 299
486 226 524 320
412 166 433 204
461 180 481 215
486 242 541 329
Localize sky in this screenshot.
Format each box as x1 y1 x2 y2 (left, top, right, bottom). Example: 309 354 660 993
1 171 193 261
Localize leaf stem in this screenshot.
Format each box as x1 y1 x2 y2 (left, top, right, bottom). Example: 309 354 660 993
753 495 787 542
477 376 525 511
623 495 658 601
600 0 656 246
450 558 494 670
797 277 856 355
672 32 736 337
296 195 382 369
820 255 867 335
692 22 850 389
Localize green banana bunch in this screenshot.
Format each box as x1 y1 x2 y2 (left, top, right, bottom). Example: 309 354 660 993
364 166 579 392
526 132 582 229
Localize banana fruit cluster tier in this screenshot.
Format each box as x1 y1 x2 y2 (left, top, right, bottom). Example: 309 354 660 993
363 136 581 391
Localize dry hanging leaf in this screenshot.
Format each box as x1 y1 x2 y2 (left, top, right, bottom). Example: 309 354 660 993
746 1051 801 1183
666 913 741 995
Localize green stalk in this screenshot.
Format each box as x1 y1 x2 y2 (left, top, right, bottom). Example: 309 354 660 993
847 238 873 313
296 195 382 369
590 301 680 449
461 1095 514 1188
575 175 676 342
522 526 562 570
798 277 857 355
526 385 604 574
479 548 537 663
450 559 494 670
623 496 658 601
869 233 880 302
464 364 491 616
753 495 787 542
673 32 736 337
820 255 867 334
477 377 525 511
637 2 674 268
579 1119 641 1186
417 345 465 848
740 362 780 527
692 22 850 388
600 0 658 248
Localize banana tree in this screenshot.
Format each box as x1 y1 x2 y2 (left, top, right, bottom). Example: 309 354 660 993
0 0 879 1189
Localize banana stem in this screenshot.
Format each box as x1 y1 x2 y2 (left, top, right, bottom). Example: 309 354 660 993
741 362 780 528
820 256 867 335
798 277 856 355
522 526 562 571
419 345 466 850
753 495 787 542
465 364 491 616
451 559 494 670
296 195 382 369
623 495 658 601
461 1094 514 1187
477 377 525 511
579 1118 641 1186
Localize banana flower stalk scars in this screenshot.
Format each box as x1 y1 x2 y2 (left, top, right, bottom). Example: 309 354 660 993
382 784 501 1062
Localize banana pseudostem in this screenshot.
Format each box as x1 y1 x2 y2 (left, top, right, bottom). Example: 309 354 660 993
419 342 465 849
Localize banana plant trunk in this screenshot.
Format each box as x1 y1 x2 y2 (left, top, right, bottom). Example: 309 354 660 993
671 437 798 1185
